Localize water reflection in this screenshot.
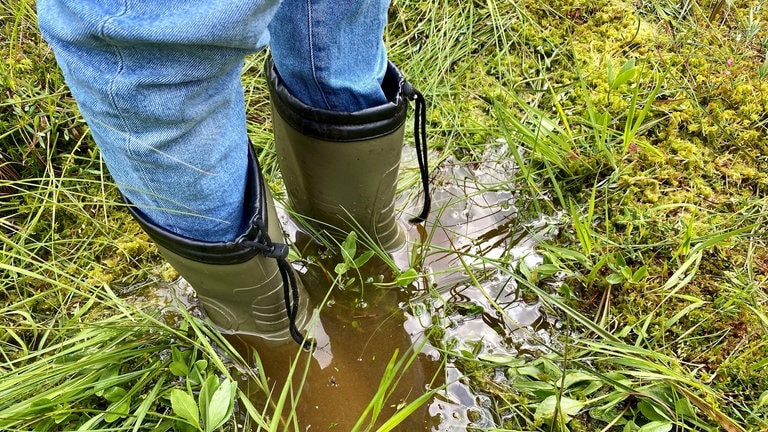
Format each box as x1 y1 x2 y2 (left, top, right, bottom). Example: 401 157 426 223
400 150 559 430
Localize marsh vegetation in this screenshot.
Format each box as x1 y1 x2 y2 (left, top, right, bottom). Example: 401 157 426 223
2 0 768 430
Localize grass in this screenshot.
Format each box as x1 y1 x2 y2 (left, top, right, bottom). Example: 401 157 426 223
3 0 768 430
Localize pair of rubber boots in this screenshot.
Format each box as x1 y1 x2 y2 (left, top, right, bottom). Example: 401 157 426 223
127 58 428 346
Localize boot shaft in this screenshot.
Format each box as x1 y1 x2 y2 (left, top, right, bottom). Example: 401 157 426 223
267 59 411 250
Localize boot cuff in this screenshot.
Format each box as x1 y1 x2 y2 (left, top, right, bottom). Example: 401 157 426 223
266 57 408 142
124 145 270 265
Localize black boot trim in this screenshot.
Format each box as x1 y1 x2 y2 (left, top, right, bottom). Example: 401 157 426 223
266 58 408 142
125 145 269 266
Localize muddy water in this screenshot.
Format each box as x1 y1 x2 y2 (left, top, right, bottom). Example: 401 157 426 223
237 146 561 431
227 272 442 431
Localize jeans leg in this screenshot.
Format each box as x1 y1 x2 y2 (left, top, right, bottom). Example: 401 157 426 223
268 0 391 112
37 0 280 242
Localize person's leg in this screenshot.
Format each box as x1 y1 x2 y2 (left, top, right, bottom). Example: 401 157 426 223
268 0 390 112
37 0 317 345
266 0 430 250
37 0 279 242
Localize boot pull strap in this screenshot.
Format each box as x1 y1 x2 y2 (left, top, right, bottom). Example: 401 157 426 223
240 216 315 351
403 82 431 224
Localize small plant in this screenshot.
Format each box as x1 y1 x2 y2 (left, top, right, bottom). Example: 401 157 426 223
334 231 376 281
169 372 237 432
605 253 648 286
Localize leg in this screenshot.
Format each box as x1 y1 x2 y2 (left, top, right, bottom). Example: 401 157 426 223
37 0 280 242
37 0 316 345
268 0 391 112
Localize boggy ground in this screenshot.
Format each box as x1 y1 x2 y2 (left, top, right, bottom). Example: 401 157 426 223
2 0 768 430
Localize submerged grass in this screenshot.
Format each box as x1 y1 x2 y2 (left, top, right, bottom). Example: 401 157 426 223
3 0 768 430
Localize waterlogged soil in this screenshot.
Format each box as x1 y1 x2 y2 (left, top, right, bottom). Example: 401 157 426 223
147 146 560 430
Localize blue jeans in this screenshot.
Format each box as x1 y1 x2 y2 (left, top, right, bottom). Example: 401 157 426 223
37 0 391 242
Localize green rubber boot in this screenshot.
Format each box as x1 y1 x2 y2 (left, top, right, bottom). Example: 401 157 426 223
126 146 311 347
266 58 430 252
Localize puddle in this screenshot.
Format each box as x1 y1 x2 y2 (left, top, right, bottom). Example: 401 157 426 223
227 274 442 431
129 143 561 431
389 147 560 431
251 145 561 430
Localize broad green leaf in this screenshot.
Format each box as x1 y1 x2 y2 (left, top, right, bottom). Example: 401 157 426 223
477 353 525 366
169 347 190 377
606 273 625 285
194 359 208 372
638 421 673 432
638 400 669 423
341 231 358 264
758 390 768 408
581 379 604 396
621 266 633 280
609 59 636 89
540 244 590 266
632 265 648 282
513 380 556 393
352 250 375 268
54 406 74 424
205 380 236 431
103 387 127 403
619 58 636 75
334 262 348 275
519 260 533 282
199 374 219 430
674 397 696 419
536 263 561 277
534 395 584 422
607 60 615 84
537 357 563 380
394 268 419 287
94 364 121 396
454 302 484 315
188 360 207 386
517 365 543 378
105 396 131 423
170 389 200 429
561 372 598 389
28 398 56 415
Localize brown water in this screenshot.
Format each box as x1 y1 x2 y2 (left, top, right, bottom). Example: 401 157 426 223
145 146 559 431
236 147 561 431
227 270 442 431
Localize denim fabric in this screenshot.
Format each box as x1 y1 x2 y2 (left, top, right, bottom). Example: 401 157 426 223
37 0 390 242
269 0 389 111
